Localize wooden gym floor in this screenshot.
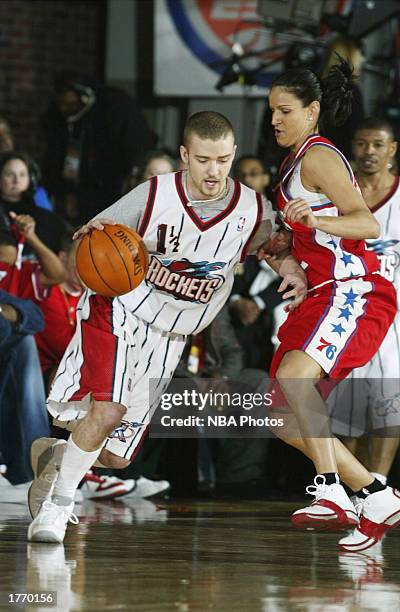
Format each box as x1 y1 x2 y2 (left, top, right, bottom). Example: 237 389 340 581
0 497 399 611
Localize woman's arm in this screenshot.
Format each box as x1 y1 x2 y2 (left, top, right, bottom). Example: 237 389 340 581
10 213 65 287
283 146 380 239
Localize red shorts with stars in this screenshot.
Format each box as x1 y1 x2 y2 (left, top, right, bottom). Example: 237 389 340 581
270 274 396 389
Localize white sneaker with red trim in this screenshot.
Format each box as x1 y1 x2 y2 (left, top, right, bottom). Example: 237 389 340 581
339 487 400 552
80 470 135 500
291 475 359 531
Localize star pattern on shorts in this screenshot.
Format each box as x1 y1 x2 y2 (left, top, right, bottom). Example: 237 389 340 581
331 322 346 336
341 253 354 266
343 288 358 309
338 306 352 322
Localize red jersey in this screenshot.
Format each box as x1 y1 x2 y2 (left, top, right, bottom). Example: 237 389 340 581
276 134 379 289
35 285 82 372
0 260 47 302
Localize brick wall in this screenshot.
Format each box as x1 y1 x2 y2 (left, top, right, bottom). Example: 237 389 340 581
0 0 105 161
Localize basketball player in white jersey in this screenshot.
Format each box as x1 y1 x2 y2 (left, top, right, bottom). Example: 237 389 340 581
28 111 307 543
330 117 400 489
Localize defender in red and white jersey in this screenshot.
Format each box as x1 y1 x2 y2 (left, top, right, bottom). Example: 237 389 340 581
263 62 400 551
329 118 400 485
28 111 307 544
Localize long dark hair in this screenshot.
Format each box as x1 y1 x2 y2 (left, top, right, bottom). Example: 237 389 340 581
271 56 354 131
0 150 39 197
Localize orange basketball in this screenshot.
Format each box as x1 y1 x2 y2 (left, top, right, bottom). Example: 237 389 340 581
75 224 149 297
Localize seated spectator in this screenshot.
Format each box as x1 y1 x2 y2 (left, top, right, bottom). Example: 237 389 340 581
0 288 50 484
233 155 272 199
0 152 66 252
0 115 15 153
0 213 65 300
0 117 53 211
124 150 177 193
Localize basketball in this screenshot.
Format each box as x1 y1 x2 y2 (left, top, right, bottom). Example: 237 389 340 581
75 223 149 297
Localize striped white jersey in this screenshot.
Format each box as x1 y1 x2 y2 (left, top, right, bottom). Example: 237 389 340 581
93 171 277 335
366 176 400 301
351 175 400 379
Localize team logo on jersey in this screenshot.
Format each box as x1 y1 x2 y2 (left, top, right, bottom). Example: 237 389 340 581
237 217 246 232
367 238 400 282
316 337 338 360
0 271 7 282
146 255 226 303
368 238 400 256
109 420 144 443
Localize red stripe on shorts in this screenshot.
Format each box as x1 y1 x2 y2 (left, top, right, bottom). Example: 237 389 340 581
70 295 118 402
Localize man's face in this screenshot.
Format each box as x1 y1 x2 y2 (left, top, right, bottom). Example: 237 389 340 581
180 133 236 200
352 128 397 176
57 90 83 119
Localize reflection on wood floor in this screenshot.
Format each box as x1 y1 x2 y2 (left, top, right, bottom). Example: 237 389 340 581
0 497 400 611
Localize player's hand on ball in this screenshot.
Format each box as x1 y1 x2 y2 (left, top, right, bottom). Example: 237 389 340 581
278 272 308 312
283 198 318 229
73 218 116 241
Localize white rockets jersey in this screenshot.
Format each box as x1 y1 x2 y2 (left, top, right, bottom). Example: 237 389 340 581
366 176 400 302
352 175 400 379
118 171 264 335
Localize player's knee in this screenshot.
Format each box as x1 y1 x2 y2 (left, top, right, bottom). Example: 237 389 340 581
90 401 127 434
276 362 297 382
99 448 130 470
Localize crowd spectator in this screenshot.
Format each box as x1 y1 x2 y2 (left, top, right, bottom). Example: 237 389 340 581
0 152 66 253
42 73 157 221
0 214 65 300
0 288 49 484
0 115 53 212
124 150 177 193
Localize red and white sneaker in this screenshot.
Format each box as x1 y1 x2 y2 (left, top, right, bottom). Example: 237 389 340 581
80 470 135 500
339 487 400 552
291 475 359 531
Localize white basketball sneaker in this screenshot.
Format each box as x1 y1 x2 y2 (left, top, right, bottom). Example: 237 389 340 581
339 487 400 552
291 475 359 531
28 438 67 518
28 499 78 543
123 476 170 499
80 470 135 500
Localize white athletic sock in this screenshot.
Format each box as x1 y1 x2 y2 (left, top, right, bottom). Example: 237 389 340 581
370 472 387 486
52 436 104 502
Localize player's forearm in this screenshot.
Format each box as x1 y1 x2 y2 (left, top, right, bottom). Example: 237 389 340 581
265 248 297 276
271 251 307 286
27 235 66 285
316 210 380 240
